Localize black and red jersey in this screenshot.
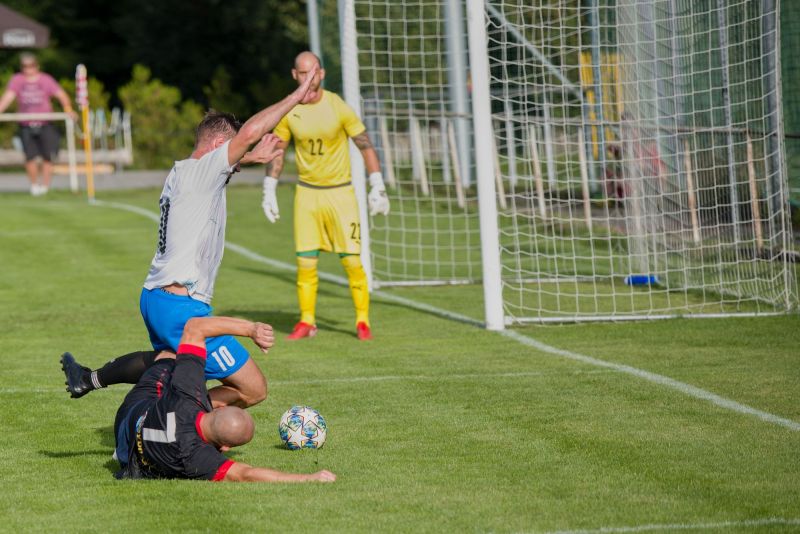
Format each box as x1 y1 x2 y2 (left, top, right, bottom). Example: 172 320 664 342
113 344 234 481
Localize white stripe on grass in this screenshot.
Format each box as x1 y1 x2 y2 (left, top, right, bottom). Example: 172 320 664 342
94 200 800 432
543 517 800 534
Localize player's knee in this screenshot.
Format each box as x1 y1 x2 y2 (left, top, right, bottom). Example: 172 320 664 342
340 254 362 269
241 374 268 407
297 256 319 270
241 389 267 408
182 317 205 343
341 255 366 282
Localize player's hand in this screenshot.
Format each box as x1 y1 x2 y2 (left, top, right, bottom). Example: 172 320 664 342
311 470 336 482
262 177 280 223
250 322 274 353
295 65 320 105
367 172 390 216
242 134 283 165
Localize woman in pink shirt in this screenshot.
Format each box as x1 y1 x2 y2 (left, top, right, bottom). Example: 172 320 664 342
0 53 75 196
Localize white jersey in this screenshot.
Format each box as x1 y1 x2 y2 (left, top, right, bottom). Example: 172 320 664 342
143 141 236 304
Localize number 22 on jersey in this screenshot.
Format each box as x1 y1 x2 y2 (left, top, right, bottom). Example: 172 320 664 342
307 138 324 156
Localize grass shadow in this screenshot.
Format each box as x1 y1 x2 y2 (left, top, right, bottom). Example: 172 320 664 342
233 265 350 301
39 449 111 458
95 425 116 448
218 308 356 338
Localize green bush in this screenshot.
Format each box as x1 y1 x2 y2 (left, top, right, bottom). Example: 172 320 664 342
203 65 248 119
118 64 203 169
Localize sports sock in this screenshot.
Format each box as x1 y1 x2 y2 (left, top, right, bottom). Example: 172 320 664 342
341 254 369 327
297 256 319 325
93 350 159 388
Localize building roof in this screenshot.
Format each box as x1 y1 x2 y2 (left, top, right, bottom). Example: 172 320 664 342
0 4 49 49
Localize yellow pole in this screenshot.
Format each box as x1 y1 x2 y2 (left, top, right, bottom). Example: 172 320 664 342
81 106 94 202
76 64 95 202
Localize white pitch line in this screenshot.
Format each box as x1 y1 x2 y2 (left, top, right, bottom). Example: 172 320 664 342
543 517 800 534
93 200 800 432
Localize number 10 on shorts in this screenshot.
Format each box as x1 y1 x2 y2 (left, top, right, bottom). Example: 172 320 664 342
210 346 235 372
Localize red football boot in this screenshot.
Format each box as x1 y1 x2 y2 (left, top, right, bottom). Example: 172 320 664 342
356 322 372 341
287 321 318 340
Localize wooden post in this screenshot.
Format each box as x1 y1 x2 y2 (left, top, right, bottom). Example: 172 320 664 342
490 130 508 210
378 116 397 189
447 120 466 209
577 127 592 228
76 64 94 202
410 117 430 196
528 125 547 220
745 133 764 252
683 139 701 245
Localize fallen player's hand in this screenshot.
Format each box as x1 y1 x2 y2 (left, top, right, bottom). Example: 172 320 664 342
250 322 274 353
367 172 390 216
311 470 336 482
262 177 280 223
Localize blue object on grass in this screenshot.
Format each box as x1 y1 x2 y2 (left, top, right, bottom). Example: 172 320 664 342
624 274 660 286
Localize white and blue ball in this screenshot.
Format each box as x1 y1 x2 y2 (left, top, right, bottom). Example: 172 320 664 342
278 406 327 450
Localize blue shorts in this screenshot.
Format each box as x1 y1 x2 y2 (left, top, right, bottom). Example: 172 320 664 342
139 288 250 380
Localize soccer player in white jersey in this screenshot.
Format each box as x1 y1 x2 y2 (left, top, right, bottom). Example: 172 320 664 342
62 67 320 409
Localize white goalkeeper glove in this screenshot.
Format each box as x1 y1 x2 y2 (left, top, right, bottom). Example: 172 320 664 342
262 177 280 223
367 172 390 216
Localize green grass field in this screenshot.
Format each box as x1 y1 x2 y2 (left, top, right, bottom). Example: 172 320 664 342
1 185 799 533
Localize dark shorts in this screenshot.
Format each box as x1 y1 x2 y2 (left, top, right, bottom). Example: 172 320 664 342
114 360 175 465
19 123 60 161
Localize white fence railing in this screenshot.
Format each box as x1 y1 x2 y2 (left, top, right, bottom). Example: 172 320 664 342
0 108 133 191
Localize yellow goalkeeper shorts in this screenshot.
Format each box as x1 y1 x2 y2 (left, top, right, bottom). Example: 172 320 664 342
293 182 361 254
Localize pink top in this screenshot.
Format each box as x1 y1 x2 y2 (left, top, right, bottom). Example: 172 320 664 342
7 72 62 125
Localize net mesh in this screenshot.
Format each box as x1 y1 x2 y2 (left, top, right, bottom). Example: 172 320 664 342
335 0 797 320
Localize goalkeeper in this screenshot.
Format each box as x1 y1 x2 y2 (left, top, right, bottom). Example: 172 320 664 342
262 51 390 341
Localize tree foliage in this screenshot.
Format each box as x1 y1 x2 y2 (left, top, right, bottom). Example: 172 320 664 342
118 65 203 169
0 0 311 167
0 0 309 114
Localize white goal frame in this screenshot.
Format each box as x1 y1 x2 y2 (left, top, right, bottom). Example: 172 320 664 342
328 0 798 328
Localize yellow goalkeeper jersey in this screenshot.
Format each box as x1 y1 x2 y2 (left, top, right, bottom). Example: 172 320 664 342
273 90 366 187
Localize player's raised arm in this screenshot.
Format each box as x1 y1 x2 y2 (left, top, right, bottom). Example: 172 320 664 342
227 65 318 166
223 462 336 483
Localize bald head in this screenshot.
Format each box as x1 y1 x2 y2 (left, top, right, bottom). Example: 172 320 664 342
295 51 321 70
291 52 325 103
206 406 255 448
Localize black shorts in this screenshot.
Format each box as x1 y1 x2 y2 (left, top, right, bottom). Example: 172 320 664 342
114 360 175 452
19 123 60 162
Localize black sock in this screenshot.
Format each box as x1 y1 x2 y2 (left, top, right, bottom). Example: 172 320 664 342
93 350 158 388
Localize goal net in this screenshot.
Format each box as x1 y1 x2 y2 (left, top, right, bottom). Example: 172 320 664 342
329 0 797 323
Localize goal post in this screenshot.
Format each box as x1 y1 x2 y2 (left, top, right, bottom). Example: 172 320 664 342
326 0 798 325
466 0 504 330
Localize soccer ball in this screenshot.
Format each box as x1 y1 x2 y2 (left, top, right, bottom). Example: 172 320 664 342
278 406 327 450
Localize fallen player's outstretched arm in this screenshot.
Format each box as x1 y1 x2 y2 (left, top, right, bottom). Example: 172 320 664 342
223 462 336 483
181 317 274 354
